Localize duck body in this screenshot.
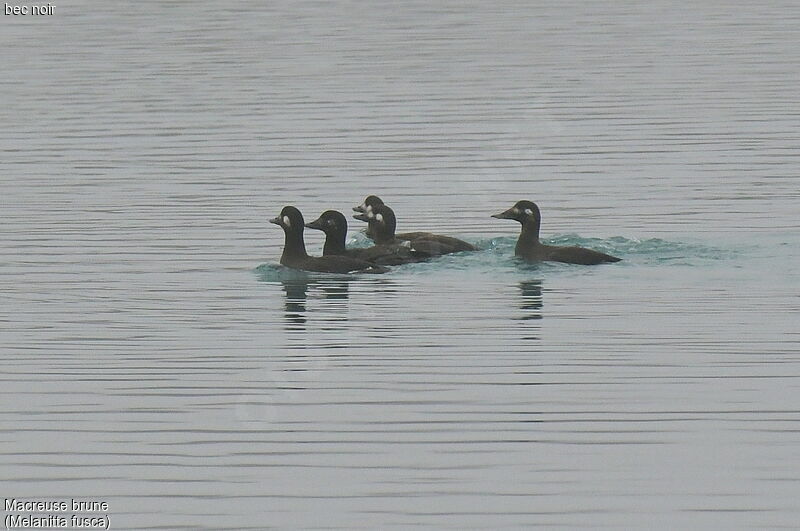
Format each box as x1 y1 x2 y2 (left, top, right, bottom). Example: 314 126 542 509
392 231 478 253
278 250 389 273
492 200 621 265
270 206 388 274
352 198 478 256
517 241 621 265
345 243 424 266
305 210 423 266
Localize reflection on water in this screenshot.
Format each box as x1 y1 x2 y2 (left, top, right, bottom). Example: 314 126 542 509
3 0 800 529
279 275 351 331
281 275 312 328
518 279 543 321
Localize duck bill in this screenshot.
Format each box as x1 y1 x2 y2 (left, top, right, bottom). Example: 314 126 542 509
352 204 366 213
269 216 282 225
352 213 369 222
491 209 514 220
304 218 323 230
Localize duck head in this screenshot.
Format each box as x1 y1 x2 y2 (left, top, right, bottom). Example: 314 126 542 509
270 205 306 232
353 203 396 243
305 210 348 235
353 195 384 214
492 200 541 225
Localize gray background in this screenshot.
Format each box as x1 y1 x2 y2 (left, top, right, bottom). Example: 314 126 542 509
2 1 799 528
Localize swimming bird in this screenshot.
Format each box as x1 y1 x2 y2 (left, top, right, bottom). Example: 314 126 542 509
491 200 621 265
353 195 468 244
353 195 386 241
270 206 388 273
353 197 478 252
304 210 424 265
353 204 477 257
353 195 383 215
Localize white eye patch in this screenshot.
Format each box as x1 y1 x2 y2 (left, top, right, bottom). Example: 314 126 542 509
376 213 383 223
367 211 374 219
282 216 290 226
524 208 533 216
365 204 372 213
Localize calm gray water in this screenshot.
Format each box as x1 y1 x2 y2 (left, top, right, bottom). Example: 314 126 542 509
2 1 800 529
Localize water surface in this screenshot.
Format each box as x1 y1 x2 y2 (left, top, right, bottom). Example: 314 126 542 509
2 1 800 529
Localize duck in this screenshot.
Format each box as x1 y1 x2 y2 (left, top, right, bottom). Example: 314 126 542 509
353 204 477 257
353 195 468 245
353 196 478 253
270 206 388 273
492 200 621 265
352 195 384 241
304 210 424 265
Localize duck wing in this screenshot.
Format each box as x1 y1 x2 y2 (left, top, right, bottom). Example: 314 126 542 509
396 232 478 252
351 243 426 266
546 245 621 265
305 255 389 274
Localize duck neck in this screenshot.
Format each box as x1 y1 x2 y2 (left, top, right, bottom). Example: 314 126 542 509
323 231 347 255
281 227 308 260
365 224 377 242
372 224 395 245
518 220 540 246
